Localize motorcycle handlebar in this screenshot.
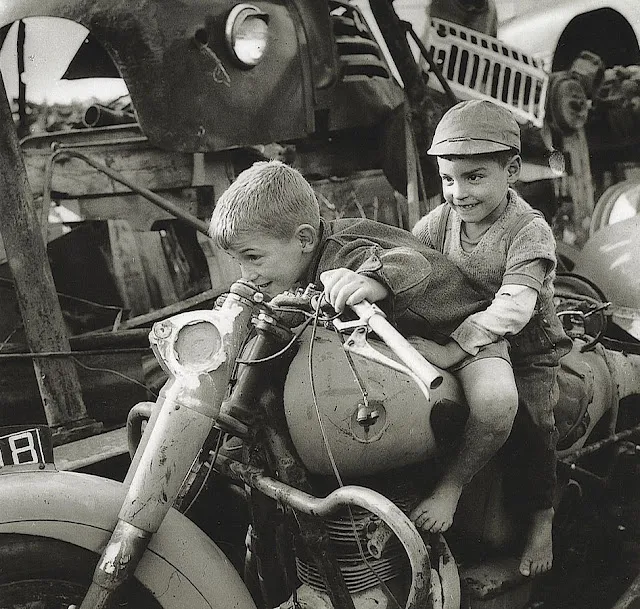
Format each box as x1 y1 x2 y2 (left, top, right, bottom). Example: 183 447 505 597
269 288 444 391
349 300 444 390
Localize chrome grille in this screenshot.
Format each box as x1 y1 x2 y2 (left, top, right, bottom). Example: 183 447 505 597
427 18 549 127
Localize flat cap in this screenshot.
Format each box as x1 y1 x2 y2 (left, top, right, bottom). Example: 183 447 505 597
427 99 521 156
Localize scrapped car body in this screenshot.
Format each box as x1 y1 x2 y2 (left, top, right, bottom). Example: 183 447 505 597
498 0 640 71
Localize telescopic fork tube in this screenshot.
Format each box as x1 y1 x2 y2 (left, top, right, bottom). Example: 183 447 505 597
77 281 260 609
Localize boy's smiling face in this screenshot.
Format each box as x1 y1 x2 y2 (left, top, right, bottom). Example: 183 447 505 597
226 225 317 297
437 154 521 225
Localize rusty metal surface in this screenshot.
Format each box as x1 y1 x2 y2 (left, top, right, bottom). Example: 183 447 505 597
574 215 640 309
0 0 310 151
1 1 406 152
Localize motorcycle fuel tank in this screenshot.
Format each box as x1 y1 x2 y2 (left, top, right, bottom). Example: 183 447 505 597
283 327 466 477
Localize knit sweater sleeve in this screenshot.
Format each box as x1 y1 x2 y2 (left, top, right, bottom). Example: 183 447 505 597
451 282 540 354
411 205 445 249
316 229 435 319
504 216 557 287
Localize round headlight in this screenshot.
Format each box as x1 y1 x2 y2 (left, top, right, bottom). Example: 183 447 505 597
225 4 269 67
173 321 222 371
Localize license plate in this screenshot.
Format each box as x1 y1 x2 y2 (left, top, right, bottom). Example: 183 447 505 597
0 425 54 468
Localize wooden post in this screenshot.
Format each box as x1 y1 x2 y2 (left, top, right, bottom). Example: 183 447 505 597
16 20 28 140
0 69 101 442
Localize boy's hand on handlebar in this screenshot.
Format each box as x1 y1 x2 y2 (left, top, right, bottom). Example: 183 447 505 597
320 268 389 313
419 339 468 369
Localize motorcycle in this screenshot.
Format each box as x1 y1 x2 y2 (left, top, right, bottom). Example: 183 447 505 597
1 276 639 609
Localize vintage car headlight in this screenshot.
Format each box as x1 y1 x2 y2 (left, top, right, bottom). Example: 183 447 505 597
225 4 269 67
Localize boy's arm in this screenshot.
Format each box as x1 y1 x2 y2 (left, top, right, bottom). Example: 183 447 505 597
320 268 388 312
451 217 556 355
318 238 435 317
450 282 539 355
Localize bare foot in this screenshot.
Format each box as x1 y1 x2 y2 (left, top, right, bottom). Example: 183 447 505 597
519 508 554 577
410 480 463 533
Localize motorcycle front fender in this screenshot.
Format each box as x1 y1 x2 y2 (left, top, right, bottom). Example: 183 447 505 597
0 469 256 609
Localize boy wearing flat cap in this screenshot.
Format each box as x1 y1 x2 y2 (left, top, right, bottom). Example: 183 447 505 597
411 100 571 577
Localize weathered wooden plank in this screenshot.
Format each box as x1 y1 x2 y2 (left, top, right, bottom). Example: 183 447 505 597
53 426 129 471
135 231 179 308
0 70 99 437
197 232 241 295
77 191 197 228
23 141 194 197
112 287 223 330
108 220 152 316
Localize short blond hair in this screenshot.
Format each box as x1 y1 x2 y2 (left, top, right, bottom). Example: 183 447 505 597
209 160 320 249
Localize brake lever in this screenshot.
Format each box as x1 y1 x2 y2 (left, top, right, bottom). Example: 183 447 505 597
350 301 443 392
342 325 432 402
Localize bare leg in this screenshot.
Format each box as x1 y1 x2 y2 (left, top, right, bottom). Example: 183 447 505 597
411 358 518 533
520 507 554 576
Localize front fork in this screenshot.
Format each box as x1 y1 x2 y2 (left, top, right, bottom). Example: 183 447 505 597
77 281 259 609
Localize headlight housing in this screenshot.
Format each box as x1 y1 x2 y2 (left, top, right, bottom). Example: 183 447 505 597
225 4 269 68
151 313 227 377
173 321 223 370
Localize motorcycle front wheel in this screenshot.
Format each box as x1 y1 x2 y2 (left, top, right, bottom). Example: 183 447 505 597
0 534 162 609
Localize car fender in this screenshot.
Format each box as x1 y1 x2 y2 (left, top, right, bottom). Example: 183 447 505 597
0 469 256 609
498 0 640 67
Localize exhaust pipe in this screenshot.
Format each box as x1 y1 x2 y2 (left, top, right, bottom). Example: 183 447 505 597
83 104 136 128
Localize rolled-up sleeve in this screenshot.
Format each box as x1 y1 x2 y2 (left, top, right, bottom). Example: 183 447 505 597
451 283 539 355
355 246 434 316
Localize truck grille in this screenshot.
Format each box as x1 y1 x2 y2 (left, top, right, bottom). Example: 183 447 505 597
427 17 549 127
330 0 391 81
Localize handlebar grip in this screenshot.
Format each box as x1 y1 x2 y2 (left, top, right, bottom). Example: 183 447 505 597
350 301 444 390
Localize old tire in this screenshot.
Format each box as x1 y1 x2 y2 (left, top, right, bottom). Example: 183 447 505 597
0 533 161 608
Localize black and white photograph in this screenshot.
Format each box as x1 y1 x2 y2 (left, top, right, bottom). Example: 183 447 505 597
0 1 638 607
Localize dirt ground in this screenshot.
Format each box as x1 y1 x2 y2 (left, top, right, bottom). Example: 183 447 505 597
532 451 640 609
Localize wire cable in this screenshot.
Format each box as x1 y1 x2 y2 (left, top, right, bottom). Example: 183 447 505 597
235 316 315 365
306 295 402 609
183 430 224 513
71 356 158 398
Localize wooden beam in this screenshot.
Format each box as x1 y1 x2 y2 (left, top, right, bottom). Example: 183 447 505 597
53 426 129 472
0 69 100 441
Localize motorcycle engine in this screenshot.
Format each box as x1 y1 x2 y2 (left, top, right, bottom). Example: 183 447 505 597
294 476 422 601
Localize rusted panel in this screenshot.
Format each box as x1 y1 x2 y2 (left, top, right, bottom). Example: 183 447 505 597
0 0 310 151
0 69 97 432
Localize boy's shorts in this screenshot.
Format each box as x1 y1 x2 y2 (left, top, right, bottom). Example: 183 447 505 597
449 339 511 372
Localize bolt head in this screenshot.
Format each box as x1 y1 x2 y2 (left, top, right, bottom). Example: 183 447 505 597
153 321 172 339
